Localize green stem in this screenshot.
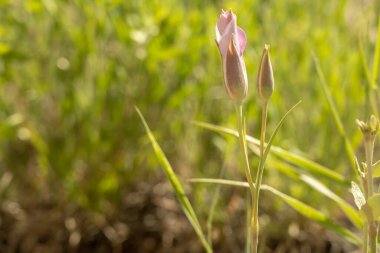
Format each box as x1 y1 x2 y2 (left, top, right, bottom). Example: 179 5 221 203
365 138 375 197
246 191 252 253
364 135 377 253
364 222 368 253
252 101 269 253
235 103 256 253
368 214 377 253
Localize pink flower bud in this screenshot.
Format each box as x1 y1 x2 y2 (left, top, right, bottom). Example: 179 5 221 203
257 45 274 102
216 9 248 101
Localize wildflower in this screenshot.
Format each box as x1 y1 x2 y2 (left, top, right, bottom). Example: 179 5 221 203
216 9 248 101
257 45 274 102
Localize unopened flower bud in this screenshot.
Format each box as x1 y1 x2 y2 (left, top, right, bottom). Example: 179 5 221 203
216 9 248 101
224 36 248 100
257 45 274 102
356 115 380 138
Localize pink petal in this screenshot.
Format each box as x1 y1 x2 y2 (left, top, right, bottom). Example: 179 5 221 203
216 10 237 58
224 36 248 100
237 27 246 55
216 9 234 43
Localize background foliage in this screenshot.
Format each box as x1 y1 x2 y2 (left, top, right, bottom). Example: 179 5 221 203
0 0 380 252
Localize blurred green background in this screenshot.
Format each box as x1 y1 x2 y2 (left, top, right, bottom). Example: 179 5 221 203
0 0 380 252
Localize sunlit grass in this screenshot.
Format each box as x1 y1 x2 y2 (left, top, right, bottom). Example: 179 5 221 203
0 0 380 251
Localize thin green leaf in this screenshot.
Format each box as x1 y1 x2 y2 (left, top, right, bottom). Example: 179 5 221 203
270 159 362 229
189 178 249 187
207 181 220 247
135 107 212 253
372 16 380 85
189 178 362 246
359 38 377 89
359 37 379 117
367 194 380 220
355 156 365 178
262 185 362 246
262 101 302 170
313 54 357 172
193 121 349 186
207 160 228 246
372 159 380 178
301 175 362 229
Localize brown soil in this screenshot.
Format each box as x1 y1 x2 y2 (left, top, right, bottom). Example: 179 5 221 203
0 181 359 253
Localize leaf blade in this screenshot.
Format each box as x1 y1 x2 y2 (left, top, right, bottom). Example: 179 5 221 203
270 159 362 229
313 54 357 172
372 16 380 85
189 178 362 246
262 101 302 170
368 194 380 220
301 174 362 229
136 107 212 253
193 121 349 185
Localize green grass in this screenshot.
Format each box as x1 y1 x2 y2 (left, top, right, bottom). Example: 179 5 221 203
0 0 380 250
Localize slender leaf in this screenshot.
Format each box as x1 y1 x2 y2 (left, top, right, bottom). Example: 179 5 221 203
262 185 362 246
372 16 380 85
261 101 302 171
189 178 362 246
301 175 362 229
193 121 349 185
372 159 380 177
135 107 212 253
359 37 379 117
207 160 228 246
359 38 377 89
270 159 362 229
367 194 380 220
313 54 357 172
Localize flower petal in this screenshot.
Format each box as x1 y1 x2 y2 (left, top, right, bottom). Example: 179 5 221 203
216 9 233 41
224 35 248 101
216 10 237 58
237 27 246 55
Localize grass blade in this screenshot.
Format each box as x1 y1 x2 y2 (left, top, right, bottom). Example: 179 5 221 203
359 37 379 117
262 101 301 169
193 121 349 185
300 175 363 229
264 145 349 186
269 159 362 229
189 178 362 246
313 54 357 172
261 185 362 246
373 16 380 84
135 107 212 253
367 194 380 220
206 162 227 246
359 38 378 90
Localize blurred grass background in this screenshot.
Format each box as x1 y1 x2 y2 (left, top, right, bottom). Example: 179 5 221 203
0 0 380 252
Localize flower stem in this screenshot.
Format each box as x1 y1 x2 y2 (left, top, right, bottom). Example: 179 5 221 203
252 101 269 253
235 103 256 253
364 135 377 253
364 222 368 253
365 138 375 197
